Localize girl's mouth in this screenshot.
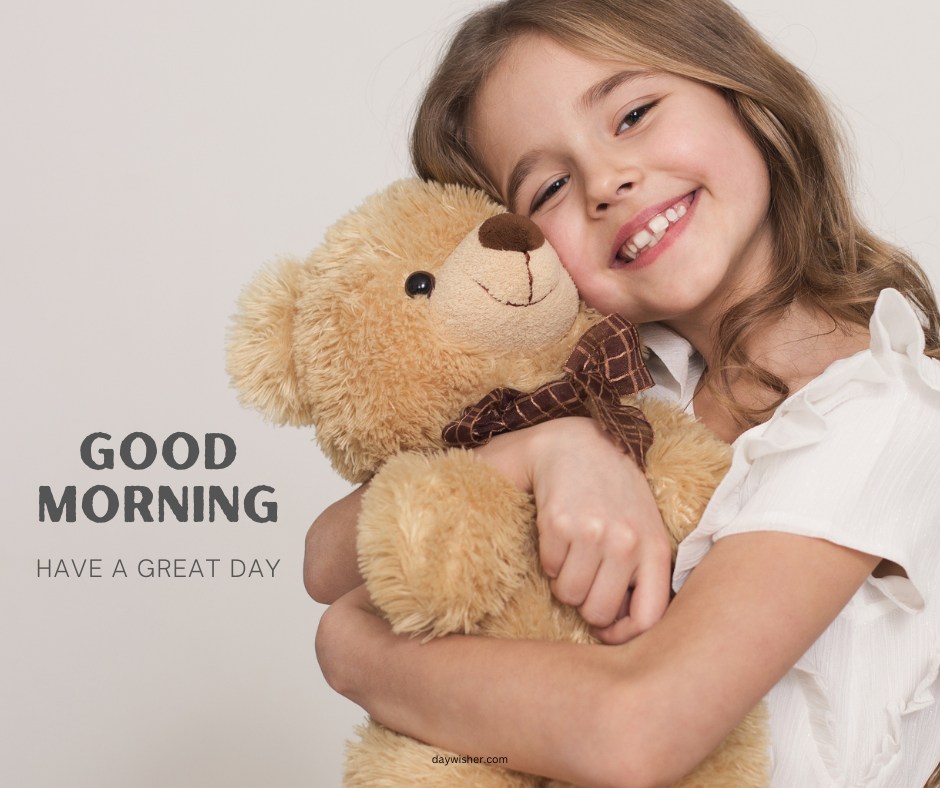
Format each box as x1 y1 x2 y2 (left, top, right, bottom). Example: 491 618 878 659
615 192 696 263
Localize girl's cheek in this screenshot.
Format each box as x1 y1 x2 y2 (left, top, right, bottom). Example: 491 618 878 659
553 241 594 298
545 234 581 284
537 213 579 269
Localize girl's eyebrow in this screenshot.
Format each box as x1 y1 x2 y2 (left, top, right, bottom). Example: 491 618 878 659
506 150 543 213
578 68 650 111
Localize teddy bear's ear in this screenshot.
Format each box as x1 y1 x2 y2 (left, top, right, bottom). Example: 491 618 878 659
227 258 312 426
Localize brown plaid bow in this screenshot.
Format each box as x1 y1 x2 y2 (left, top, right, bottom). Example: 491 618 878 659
442 315 655 470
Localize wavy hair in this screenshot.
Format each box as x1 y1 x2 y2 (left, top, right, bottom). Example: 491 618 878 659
411 0 940 426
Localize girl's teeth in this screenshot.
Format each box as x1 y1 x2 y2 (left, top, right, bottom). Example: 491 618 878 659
648 215 669 233
632 229 653 249
618 195 692 261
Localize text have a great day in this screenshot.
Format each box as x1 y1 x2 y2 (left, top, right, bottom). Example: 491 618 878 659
37 557 281 579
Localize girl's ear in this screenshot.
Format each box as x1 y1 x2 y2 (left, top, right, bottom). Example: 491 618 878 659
227 258 312 426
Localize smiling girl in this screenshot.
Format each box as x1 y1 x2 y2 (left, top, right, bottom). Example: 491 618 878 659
309 1 940 785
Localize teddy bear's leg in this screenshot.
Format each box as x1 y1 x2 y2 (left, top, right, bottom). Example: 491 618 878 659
344 718 543 787
670 704 770 787
357 448 536 639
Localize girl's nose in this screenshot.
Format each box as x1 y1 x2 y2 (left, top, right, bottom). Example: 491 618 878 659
583 144 640 216
592 181 634 215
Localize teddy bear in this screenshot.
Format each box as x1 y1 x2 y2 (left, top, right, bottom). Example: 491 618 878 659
227 178 769 787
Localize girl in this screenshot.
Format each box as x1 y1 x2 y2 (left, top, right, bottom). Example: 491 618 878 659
310 1 940 785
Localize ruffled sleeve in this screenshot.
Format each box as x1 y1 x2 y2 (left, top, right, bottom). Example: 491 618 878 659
674 288 940 603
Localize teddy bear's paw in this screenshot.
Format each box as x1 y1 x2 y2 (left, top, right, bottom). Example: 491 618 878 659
344 720 543 787
358 449 537 639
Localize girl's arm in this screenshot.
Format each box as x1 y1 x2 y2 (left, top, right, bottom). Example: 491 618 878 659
304 484 367 603
305 417 673 634
317 531 879 787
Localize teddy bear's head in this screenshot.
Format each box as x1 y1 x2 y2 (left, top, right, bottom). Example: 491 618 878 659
228 178 594 482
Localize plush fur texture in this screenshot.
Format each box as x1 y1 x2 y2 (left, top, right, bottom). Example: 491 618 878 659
228 178 769 786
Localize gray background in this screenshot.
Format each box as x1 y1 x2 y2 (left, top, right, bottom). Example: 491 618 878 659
1 2 937 786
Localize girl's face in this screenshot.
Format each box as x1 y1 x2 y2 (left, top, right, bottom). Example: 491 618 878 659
468 35 774 339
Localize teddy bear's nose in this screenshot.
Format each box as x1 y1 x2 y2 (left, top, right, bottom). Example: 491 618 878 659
478 213 545 253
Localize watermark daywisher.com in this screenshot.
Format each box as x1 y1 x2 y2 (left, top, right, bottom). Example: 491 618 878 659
432 754 509 766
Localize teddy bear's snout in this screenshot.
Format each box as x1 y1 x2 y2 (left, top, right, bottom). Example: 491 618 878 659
478 213 545 254
424 204 579 352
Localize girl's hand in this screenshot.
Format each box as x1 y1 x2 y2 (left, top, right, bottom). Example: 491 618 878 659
476 417 672 644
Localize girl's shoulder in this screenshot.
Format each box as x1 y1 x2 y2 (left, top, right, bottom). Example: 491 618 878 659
743 287 940 461
675 288 940 593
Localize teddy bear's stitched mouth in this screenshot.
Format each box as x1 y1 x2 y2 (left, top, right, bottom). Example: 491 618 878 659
471 250 553 307
473 279 552 308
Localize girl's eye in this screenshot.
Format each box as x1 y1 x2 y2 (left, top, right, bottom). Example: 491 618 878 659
617 102 656 134
530 175 569 214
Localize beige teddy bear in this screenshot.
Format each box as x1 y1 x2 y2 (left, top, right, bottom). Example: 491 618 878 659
227 178 768 786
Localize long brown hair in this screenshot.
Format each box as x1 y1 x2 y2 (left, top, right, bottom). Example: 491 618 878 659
411 0 940 426
927 761 940 788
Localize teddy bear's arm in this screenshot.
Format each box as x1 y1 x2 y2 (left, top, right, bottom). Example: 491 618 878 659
357 448 536 640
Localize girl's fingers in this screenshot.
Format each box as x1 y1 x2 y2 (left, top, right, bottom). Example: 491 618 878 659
549 543 602 608
628 558 671 630
591 556 672 644
538 528 569 580
578 558 635 628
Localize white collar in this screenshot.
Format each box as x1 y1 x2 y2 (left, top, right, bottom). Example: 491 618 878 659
637 322 704 414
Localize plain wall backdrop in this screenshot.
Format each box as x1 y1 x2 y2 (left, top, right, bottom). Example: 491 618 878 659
1 2 937 786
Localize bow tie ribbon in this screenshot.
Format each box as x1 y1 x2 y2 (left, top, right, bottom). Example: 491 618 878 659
442 315 656 470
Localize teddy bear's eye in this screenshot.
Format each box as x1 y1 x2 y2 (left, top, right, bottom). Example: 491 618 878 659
405 271 435 298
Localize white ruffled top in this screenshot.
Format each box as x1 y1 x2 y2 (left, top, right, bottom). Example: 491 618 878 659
668 289 940 786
